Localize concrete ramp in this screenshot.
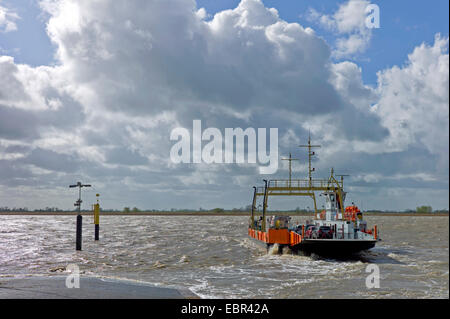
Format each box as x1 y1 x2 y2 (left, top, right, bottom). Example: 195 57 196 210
0 276 199 299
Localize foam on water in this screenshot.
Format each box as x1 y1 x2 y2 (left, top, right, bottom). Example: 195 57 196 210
0 215 448 298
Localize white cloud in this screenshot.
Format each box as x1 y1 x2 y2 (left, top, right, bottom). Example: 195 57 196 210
329 60 377 110
327 34 449 176
0 2 19 33
0 0 448 210
38 0 338 118
308 0 373 58
0 55 67 111
375 34 449 162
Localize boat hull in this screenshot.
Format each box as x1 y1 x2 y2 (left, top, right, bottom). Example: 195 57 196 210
249 235 377 256
291 239 377 256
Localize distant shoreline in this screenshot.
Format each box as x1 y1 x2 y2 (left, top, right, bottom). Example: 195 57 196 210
0 211 448 217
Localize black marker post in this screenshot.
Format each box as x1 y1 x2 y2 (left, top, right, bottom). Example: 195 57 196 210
69 182 91 251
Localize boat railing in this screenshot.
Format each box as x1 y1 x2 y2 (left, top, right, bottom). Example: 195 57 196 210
268 179 333 189
254 186 265 195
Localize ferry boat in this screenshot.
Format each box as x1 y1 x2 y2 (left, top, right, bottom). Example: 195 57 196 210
248 137 380 256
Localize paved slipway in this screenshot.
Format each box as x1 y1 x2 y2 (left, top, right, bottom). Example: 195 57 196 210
0 215 448 298
0 275 197 299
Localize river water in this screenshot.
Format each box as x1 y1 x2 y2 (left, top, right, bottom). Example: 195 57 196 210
0 215 448 298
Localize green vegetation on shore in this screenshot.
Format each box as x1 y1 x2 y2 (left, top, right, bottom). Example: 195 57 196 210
1 205 448 215
0 209 448 217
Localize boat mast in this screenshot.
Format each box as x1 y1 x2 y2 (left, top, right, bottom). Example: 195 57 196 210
281 153 299 188
299 133 321 188
336 174 349 189
299 134 321 217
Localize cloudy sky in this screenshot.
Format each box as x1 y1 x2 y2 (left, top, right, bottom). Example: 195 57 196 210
0 0 448 211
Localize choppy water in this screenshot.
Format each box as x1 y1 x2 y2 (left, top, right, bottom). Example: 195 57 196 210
0 215 448 298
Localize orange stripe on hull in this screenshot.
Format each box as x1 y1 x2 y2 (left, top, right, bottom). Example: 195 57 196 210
248 228 303 246
266 229 290 244
289 232 302 246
